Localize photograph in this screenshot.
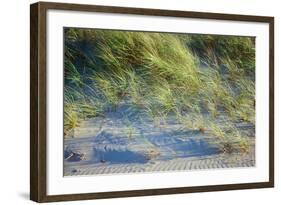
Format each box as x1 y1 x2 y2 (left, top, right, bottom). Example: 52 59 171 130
63 28 256 176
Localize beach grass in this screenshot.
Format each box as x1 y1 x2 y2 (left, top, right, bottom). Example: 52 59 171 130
63 28 255 153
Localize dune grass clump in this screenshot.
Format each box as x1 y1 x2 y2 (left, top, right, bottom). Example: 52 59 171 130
179 113 207 133
188 35 255 72
64 106 79 138
63 27 255 154
208 122 250 154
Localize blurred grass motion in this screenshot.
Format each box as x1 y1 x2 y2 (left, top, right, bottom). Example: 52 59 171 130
63 28 255 154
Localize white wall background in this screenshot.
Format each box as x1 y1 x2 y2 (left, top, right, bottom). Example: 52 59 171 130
0 0 279 204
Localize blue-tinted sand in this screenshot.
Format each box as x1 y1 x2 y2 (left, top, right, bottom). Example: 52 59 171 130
63 102 255 176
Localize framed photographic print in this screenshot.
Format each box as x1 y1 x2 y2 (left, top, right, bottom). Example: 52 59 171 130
30 1 274 202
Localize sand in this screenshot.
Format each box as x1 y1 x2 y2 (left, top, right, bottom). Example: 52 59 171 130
64 102 255 176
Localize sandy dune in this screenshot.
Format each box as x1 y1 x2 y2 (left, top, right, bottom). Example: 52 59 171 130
64 148 254 176
64 102 255 176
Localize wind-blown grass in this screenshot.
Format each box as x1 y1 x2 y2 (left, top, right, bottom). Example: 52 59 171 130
63 28 255 153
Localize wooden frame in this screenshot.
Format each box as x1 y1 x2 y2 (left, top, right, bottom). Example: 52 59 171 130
30 1 274 202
